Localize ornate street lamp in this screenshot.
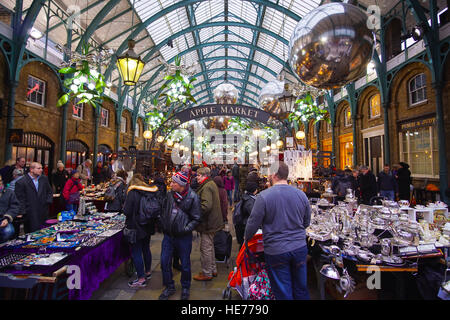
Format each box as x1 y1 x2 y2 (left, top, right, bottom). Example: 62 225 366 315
116 40 145 85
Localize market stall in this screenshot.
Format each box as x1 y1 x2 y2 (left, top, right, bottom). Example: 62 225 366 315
0 204 130 300
306 198 450 299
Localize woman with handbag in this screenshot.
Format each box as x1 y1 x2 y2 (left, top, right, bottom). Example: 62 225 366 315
123 174 160 288
62 170 83 212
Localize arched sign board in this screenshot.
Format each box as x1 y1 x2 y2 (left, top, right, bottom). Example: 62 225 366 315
173 104 272 124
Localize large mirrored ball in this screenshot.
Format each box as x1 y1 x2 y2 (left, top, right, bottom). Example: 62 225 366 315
259 80 284 114
288 3 375 89
213 83 238 104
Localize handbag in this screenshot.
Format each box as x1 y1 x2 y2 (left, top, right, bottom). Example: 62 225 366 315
123 227 137 244
248 265 275 300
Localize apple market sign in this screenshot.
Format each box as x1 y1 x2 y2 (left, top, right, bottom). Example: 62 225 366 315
174 104 271 124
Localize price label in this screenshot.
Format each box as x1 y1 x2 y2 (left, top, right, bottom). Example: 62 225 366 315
399 246 418 255
418 244 436 253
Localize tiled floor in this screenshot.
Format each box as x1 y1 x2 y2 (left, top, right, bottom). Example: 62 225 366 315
91 208 321 300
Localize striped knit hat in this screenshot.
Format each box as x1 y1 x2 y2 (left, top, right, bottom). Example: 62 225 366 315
172 171 189 187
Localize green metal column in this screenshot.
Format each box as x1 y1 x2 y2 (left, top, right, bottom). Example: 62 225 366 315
5 81 18 162
59 27 73 162
93 108 99 164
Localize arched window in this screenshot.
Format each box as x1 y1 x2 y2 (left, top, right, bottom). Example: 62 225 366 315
344 107 352 127
369 93 381 119
135 121 140 137
409 73 427 106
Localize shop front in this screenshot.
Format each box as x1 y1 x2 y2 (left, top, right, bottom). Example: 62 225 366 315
11 132 54 175
66 139 89 169
322 138 332 167
339 133 353 170
362 124 385 175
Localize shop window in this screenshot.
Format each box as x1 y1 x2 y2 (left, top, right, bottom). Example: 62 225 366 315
27 75 46 106
100 108 109 127
369 94 381 119
409 73 427 106
344 107 352 127
66 140 88 169
400 125 438 177
326 121 332 133
121 116 127 133
11 132 52 175
72 99 84 120
135 122 140 137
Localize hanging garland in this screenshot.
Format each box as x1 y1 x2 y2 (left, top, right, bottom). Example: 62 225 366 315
56 42 107 108
288 92 330 124
160 56 197 106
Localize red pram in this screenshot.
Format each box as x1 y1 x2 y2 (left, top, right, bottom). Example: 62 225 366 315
222 232 265 300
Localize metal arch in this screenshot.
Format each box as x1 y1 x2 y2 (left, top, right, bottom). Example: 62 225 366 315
111 0 301 59
19 57 64 90
75 0 122 53
193 67 268 84
135 40 286 109
105 20 291 80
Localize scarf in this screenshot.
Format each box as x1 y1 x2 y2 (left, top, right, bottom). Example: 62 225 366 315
173 187 189 203
199 176 209 185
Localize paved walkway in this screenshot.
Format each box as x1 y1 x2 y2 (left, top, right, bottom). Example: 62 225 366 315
91 208 320 300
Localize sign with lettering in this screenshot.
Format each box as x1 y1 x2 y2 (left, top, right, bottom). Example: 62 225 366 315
400 117 435 132
174 104 272 124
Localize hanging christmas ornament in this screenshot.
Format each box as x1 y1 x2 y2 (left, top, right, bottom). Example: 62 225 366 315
288 2 375 89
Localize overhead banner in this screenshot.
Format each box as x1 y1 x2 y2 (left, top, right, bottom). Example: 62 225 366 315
174 104 272 124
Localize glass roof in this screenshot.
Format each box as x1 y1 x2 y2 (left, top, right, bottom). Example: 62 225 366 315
131 0 322 107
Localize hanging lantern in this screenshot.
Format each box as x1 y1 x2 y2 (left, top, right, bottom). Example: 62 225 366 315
157 135 164 143
296 131 306 140
276 140 284 148
116 40 145 86
143 130 152 139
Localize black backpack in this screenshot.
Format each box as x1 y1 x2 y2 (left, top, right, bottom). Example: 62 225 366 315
137 192 161 225
232 195 255 226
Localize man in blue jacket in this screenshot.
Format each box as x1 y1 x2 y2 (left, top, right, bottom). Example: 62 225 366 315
244 162 311 300
377 164 398 201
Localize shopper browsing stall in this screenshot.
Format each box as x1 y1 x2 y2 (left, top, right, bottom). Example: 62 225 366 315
77 159 93 186
104 170 128 212
0 175 19 243
62 170 83 212
123 174 160 289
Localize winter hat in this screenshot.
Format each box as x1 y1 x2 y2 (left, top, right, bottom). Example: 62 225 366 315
70 169 78 176
172 171 189 187
246 182 258 194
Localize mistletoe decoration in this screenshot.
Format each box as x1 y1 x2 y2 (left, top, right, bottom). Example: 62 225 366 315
160 56 197 106
288 92 330 124
145 106 167 132
56 42 107 108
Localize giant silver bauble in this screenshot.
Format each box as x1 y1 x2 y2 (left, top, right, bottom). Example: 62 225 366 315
258 80 284 114
288 3 375 89
213 83 238 104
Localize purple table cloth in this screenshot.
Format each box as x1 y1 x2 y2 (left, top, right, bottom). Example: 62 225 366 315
0 231 131 300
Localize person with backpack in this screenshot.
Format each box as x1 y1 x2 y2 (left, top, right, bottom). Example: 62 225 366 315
123 174 161 289
233 182 258 248
158 171 201 300
213 176 228 223
104 170 128 212
62 170 83 212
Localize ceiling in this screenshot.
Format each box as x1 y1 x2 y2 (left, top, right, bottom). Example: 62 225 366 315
2 0 447 111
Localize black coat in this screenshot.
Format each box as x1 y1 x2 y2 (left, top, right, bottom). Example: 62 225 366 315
14 174 53 232
0 188 20 223
93 166 106 185
51 170 69 194
123 186 160 240
105 179 127 212
160 188 201 237
358 171 378 204
240 193 256 226
397 166 412 200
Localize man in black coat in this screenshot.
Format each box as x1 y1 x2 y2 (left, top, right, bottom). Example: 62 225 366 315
0 176 20 243
14 162 53 233
159 171 201 301
397 162 412 201
358 166 378 205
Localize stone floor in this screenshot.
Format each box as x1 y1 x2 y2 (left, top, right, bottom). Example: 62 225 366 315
91 208 321 300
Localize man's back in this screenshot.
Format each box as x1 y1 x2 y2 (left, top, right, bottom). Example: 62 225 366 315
245 184 311 256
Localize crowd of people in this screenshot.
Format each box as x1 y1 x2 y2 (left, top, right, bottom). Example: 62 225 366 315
329 162 412 204
0 155 418 301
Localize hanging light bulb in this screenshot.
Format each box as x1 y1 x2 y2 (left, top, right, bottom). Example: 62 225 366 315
296 131 306 140
157 135 164 143
143 130 152 139
276 140 284 148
